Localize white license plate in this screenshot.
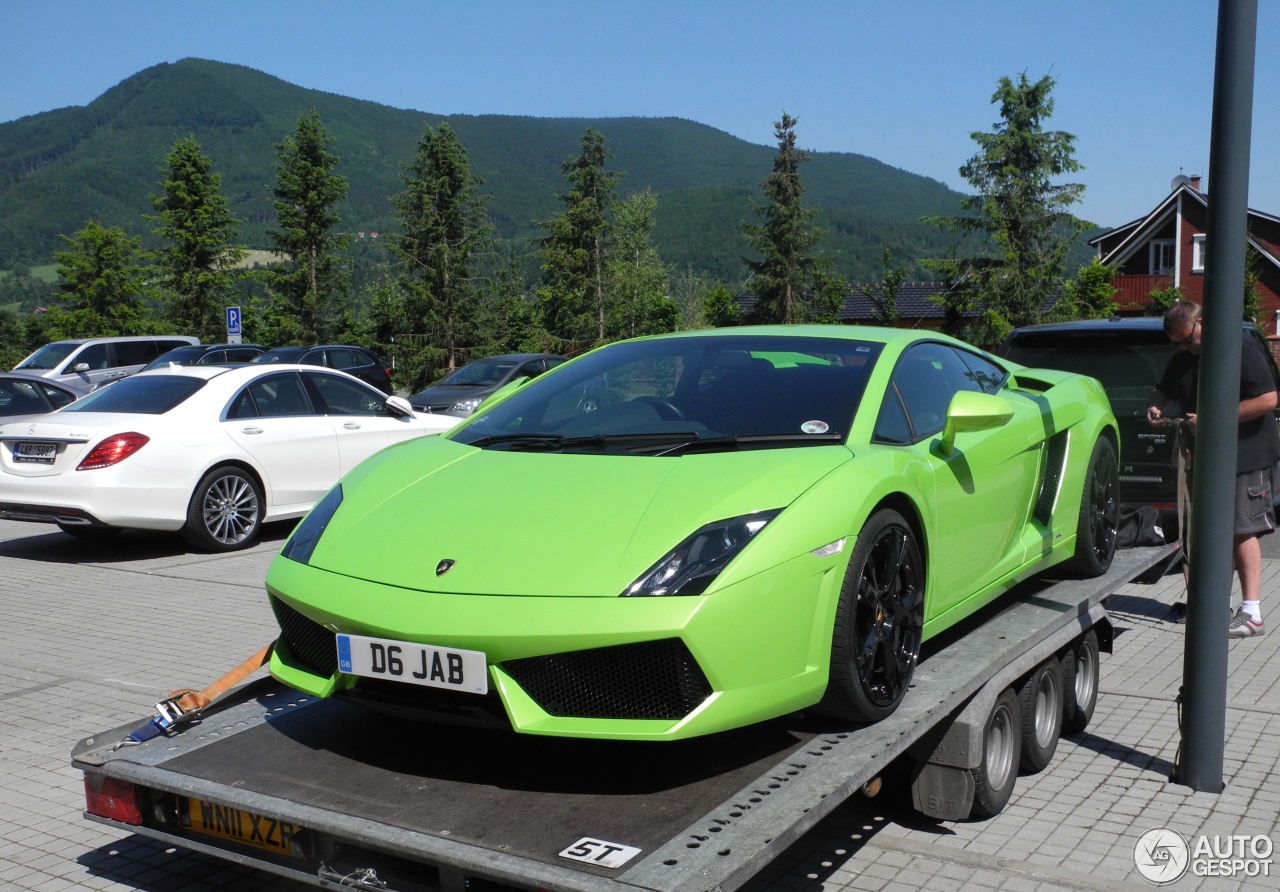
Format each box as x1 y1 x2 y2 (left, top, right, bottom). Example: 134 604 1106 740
14 441 56 463
336 633 488 694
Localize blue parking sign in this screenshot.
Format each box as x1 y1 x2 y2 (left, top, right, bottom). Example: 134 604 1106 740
226 306 242 336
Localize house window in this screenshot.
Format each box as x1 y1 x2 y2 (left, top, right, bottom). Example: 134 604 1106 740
1191 235 1206 272
1149 240 1175 275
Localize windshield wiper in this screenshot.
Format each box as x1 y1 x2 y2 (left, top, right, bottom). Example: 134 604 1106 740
636 432 845 456
465 431 705 451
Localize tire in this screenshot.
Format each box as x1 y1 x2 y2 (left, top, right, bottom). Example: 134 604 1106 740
1068 437 1119 577
182 465 263 552
969 686 1021 818
56 523 122 541
1061 630 1100 735
1018 658 1064 773
818 508 925 724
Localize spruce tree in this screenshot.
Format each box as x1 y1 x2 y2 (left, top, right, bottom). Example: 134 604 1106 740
52 222 151 337
268 112 351 342
388 122 494 387
743 113 830 324
151 137 245 339
537 129 620 349
605 189 673 338
925 73 1085 342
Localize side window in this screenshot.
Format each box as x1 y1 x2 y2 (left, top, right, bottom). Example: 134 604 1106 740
249 373 314 417
226 388 260 419
41 383 76 409
332 348 370 371
875 344 983 442
306 372 390 416
73 344 111 370
113 341 160 365
872 387 913 444
955 349 1007 394
519 360 546 379
301 349 327 368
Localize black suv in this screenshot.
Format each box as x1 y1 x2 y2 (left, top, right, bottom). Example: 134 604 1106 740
252 345 393 395
1000 317 1280 510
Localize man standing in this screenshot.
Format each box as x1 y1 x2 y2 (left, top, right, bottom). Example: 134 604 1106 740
1147 300 1280 637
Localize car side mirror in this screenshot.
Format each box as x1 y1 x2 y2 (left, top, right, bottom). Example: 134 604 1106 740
939 391 1015 455
385 395 414 418
73 362 91 373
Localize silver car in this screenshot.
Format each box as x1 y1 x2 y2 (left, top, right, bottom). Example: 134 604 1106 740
13 335 199 389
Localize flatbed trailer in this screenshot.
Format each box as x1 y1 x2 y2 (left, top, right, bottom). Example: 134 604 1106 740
72 544 1178 892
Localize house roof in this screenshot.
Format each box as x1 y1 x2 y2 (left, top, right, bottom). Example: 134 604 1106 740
1089 180 1280 273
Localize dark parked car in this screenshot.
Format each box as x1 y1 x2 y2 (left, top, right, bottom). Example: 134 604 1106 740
1000 317 1280 510
142 343 267 370
0 371 87 421
252 345 393 394
409 353 568 416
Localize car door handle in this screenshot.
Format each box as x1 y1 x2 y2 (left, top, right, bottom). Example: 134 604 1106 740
342 422 362 430
240 426 264 435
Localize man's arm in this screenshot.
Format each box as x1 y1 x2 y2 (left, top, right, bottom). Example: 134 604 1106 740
1147 388 1177 426
1239 389 1278 423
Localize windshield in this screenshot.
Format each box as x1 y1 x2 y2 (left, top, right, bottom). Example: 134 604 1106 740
144 347 204 370
451 334 881 452
15 342 78 371
252 350 301 364
1004 332 1172 402
440 358 519 387
61 374 206 414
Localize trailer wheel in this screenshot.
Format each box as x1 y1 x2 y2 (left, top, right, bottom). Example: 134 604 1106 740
1061 630 1100 734
182 465 263 552
818 508 924 724
969 686 1020 818
1018 658 1063 773
1068 438 1119 577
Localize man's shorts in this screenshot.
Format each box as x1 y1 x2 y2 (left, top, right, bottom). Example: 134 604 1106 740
1236 462 1280 537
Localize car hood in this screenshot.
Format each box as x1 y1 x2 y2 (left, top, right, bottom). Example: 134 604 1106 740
301 437 853 597
409 383 494 407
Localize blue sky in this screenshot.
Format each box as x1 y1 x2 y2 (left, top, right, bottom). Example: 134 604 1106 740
4 1 1276 228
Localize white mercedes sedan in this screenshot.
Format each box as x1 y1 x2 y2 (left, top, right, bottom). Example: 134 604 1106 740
0 364 457 551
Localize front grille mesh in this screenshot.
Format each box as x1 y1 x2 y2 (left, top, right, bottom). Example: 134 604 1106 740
271 597 337 677
503 639 712 720
270 597 713 724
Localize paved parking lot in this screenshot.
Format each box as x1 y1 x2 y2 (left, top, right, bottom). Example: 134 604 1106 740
2 518 1278 891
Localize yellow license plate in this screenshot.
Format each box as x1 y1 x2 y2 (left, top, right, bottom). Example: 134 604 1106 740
184 797 304 858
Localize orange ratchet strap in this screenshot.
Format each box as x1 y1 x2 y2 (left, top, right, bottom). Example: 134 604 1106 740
119 642 275 746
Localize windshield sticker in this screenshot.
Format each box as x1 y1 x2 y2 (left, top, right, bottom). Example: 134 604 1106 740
801 420 830 434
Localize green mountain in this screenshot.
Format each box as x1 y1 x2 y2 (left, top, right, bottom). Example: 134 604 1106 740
0 58 1082 284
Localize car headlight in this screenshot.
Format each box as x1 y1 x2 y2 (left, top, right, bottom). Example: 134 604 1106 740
621 510 781 597
281 485 343 565
450 397 483 414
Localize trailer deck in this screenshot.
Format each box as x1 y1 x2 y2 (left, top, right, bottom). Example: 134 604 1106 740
73 544 1177 891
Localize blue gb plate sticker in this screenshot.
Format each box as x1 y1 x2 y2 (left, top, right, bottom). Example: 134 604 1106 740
336 634 352 673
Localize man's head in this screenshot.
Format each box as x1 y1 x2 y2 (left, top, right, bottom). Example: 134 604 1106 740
1164 300 1202 355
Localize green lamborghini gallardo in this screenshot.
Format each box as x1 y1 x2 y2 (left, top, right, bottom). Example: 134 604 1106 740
267 326 1119 740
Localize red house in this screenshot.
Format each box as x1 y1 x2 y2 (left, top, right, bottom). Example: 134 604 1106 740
1090 174 1280 339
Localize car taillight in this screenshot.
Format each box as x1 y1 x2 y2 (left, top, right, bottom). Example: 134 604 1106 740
84 775 144 825
78 432 149 470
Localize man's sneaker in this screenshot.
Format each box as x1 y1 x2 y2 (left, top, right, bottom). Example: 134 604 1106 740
1228 606 1264 638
